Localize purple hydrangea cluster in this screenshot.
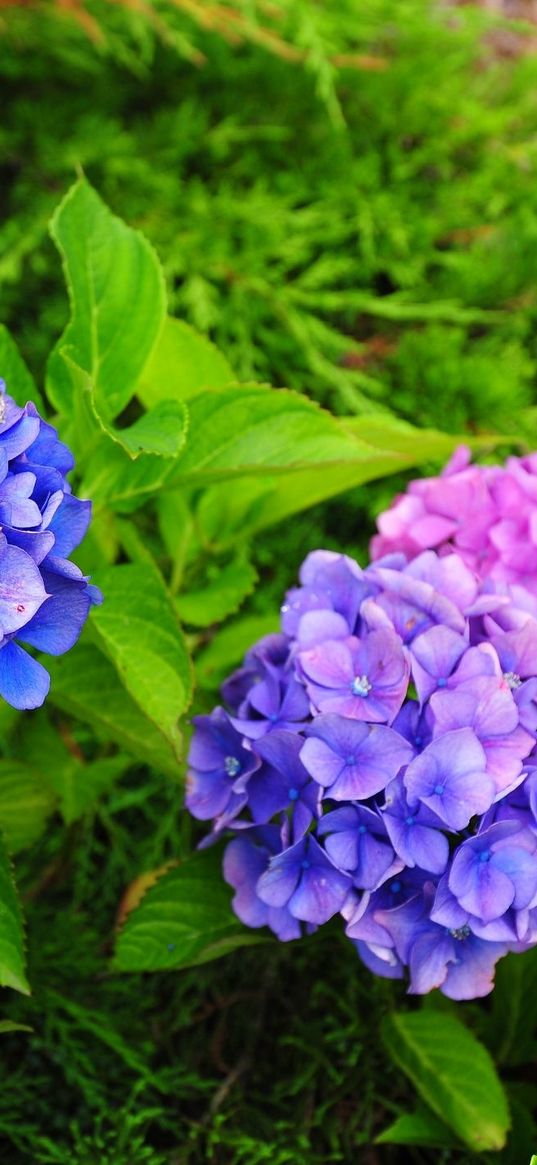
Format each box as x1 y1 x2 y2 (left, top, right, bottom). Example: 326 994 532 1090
372 445 537 604
186 543 537 1000
0 379 101 710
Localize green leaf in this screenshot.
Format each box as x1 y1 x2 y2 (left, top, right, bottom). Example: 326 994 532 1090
0 761 55 853
168 386 500 544
113 847 268 973
500 1092 537 1165
176 552 258 627
61 353 189 461
137 316 234 406
109 399 188 458
196 613 280 691
382 1010 510 1152
47 178 166 422
48 644 182 776
376 1107 461 1149
81 441 172 512
487 948 537 1066
0 1020 33 1034
53 755 132 826
14 707 129 826
0 835 30 995
90 563 193 749
169 384 385 484
0 325 45 414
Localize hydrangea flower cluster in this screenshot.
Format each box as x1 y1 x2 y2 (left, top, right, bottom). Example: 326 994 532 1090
0 379 101 709
186 543 537 999
372 445 537 604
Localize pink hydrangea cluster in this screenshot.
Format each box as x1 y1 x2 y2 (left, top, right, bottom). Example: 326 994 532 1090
371 447 537 606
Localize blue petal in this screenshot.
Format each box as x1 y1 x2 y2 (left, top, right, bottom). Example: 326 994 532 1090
0 641 50 709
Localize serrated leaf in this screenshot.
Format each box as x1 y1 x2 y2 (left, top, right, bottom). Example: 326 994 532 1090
47 178 166 422
0 835 30 994
48 644 182 775
382 1010 510 1152
176 553 258 627
376 1107 461 1149
0 325 45 414
113 847 268 973
0 761 55 853
137 316 234 406
169 384 385 484
91 563 193 748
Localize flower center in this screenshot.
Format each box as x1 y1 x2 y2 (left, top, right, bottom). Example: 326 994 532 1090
434 784 445 796
504 671 522 690
288 787 299 801
479 850 491 863
449 925 470 941
224 756 241 777
405 815 415 827
351 674 372 697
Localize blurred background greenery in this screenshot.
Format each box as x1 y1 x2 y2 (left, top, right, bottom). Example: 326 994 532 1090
2 1 537 1160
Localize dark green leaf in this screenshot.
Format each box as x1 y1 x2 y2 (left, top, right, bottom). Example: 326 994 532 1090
487 948 537 1066
0 835 30 995
0 761 55 852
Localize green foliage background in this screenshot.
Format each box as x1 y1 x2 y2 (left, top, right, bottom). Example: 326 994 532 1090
1 1 537 1161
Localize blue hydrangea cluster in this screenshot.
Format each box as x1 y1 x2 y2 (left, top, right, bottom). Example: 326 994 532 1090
186 544 537 999
0 379 101 709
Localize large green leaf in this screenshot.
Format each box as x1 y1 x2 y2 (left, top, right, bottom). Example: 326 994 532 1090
113 847 268 973
137 316 234 406
0 835 30 995
382 1010 510 1152
91 563 193 749
168 384 384 484
194 410 504 545
47 179 166 422
48 644 182 775
0 762 55 852
0 325 45 414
